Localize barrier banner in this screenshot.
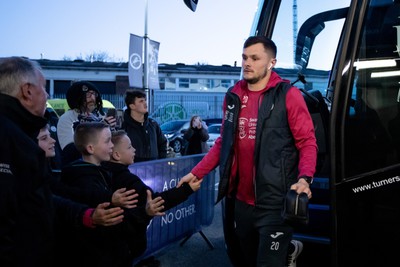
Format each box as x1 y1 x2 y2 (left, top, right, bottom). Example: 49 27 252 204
128 155 215 260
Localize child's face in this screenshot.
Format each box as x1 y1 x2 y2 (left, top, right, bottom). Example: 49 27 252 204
37 127 56 158
114 135 136 165
91 128 113 163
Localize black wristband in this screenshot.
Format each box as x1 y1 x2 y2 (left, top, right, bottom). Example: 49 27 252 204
299 175 313 184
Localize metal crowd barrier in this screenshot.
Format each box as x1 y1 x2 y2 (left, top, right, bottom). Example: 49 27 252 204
128 154 216 261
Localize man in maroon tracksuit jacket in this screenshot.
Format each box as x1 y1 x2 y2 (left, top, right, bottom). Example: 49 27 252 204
179 36 317 267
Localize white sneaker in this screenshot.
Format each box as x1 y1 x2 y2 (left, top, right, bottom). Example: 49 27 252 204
286 240 303 267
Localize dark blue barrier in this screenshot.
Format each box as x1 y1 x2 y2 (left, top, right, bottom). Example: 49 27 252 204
128 154 215 261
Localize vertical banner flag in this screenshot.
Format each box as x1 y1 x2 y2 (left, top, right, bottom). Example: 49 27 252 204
129 34 144 88
148 39 160 89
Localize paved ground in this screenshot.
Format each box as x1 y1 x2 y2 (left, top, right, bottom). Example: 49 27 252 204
153 205 330 267
155 202 233 267
150 168 330 267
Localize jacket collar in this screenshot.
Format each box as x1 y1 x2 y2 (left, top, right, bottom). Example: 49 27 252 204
233 71 288 95
123 109 149 126
102 161 128 173
0 93 47 139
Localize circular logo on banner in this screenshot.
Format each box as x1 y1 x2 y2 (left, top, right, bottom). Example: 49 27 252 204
129 53 142 70
161 103 187 122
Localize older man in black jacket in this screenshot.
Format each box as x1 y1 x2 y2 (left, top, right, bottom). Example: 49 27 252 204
0 57 125 267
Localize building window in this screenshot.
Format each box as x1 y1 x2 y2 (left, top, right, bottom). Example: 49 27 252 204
221 79 233 88
163 77 176 90
198 79 211 90
179 78 190 88
159 77 165 90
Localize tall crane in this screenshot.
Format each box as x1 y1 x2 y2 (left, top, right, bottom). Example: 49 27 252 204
293 0 298 64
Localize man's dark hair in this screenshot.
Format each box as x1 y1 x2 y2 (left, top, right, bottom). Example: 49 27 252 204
125 89 146 109
243 36 277 58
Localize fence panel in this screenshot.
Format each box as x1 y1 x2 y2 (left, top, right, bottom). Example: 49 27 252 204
54 91 226 124
128 155 215 261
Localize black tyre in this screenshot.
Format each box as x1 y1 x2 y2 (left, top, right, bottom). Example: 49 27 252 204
171 139 182 153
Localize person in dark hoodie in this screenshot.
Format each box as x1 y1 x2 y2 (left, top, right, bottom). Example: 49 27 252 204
122 90 167 162
0 57 124 267
102 129 202 264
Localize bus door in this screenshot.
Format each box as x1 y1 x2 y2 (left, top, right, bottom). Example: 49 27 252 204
328 0 400 266
251 0 400 266
224 1 350 264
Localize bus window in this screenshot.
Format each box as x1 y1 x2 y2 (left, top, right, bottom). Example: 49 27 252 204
270 0 349 96
344 0 400 177
264 0 349 177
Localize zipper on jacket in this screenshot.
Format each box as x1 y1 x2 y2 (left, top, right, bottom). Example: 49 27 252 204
253 164 257 205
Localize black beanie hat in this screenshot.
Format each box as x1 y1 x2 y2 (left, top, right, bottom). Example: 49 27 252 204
66 81 103 114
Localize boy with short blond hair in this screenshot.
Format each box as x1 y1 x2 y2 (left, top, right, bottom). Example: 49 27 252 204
102 129 202 260
57 122 138 267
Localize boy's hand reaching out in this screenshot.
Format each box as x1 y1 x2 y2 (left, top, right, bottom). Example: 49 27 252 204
145 190 166 217
112 188 138 209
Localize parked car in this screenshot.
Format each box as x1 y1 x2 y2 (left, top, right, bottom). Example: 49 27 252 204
160 120 190 153
206 123 221 148
202 118 222 126
161 118 223 153
47 98 115 117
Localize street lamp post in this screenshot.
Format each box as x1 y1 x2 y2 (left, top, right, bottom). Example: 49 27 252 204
143 0 152 113
141 0 198 113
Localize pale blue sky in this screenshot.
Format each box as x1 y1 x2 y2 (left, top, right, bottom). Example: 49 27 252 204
0 0 258 66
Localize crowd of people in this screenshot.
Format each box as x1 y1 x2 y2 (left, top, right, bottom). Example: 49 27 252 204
0 36 317 267
0 56 125 267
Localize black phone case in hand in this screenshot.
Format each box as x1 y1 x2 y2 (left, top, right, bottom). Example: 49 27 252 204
282 190 309 225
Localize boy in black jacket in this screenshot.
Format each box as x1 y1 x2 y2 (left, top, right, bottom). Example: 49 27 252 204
57 122 138 267
102 129 202 261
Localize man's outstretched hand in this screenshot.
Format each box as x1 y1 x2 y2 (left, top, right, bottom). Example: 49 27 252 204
177 172 196 187
92 202 124 226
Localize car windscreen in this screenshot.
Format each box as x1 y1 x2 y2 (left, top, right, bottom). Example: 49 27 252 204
160 120 186 131
208 124 221 134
